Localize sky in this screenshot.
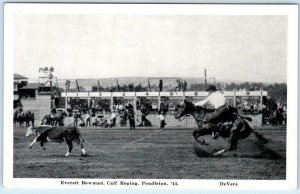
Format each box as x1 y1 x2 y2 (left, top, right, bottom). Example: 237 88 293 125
13 14 287 83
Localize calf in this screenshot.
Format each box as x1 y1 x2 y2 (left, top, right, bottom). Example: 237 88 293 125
26 125 87 157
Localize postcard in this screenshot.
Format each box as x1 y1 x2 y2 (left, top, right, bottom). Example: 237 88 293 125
3 3 298 190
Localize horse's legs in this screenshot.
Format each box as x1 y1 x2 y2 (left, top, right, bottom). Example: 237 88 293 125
227 119 242 150
65 140 73 157
77 139 86 156
228 131 239 150
213 120 241 156
193 127 211 143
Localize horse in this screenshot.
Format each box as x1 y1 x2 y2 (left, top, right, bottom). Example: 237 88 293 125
13 110 20 126
41 110 68 126
14 111 25 127
24 111 34 127
269 109 285 126
174 100 268 156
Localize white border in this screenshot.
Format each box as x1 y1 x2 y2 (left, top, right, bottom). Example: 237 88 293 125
3 3 298 190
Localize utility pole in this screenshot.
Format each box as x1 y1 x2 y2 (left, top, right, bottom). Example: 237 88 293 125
148 79 151 92
97 80 101 92
76 80 80 92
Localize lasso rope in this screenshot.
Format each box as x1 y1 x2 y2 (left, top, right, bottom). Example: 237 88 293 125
84 128 164 156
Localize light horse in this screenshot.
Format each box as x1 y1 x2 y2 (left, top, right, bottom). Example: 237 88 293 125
41 110 68 126
175 100 268 156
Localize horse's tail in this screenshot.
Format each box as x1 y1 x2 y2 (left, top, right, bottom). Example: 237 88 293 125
250 123 269 144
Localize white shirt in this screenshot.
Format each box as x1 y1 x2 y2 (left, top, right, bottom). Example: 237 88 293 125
85 113 91 119
111 112 116 119
195 91 226 109
157 114 166 120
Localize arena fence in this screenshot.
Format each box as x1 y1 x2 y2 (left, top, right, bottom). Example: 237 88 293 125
61 90 267 127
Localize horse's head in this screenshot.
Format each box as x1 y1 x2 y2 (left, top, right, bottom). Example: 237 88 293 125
174 100 195 119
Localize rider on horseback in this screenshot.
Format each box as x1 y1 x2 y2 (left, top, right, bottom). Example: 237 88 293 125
195 85 231 138
50 106 57 119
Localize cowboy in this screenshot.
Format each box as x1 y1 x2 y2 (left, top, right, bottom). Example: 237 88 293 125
195 85 228 124
50 106 57 119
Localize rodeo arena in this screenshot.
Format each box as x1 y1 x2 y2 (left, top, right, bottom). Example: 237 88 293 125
13 69 287 179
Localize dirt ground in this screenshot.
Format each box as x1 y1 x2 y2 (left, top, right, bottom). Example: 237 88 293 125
13 126 286 179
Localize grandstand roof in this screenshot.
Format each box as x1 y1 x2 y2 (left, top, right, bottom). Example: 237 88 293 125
14 73 28 80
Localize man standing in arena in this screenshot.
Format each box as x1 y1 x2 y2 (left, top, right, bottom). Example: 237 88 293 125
85 110 91 127
111 110 116 127
157 110 166 130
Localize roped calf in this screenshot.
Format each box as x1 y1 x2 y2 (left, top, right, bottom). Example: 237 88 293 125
26 125 87 157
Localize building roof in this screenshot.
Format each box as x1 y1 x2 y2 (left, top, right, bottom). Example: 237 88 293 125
19 83 40 90
14 73 28 80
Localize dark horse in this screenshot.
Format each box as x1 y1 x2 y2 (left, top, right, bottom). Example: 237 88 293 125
269 109 285 126
41 110 68 126
175 100 268 156
14 110 34 127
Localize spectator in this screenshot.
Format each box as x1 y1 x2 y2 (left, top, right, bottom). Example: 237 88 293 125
73 111 79 126
157 111 166 130
31 112 35 126
85 111 91 127
128 111 135 130
111 110 116 127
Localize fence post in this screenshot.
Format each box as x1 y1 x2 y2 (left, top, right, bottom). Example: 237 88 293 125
260 90 263 107
65 92 69 125
110 92 113 111
233 89 236 107
158 92 161 111
134 92 137 122
87 92 90 109
183 91 187 128
65 93 68 109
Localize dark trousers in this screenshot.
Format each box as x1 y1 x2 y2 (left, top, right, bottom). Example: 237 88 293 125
74 118 78 126
207 105 229 124
160 120 166 128
112 118 116 126
86 118 90 127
